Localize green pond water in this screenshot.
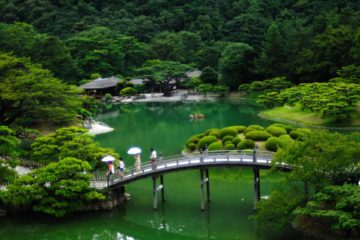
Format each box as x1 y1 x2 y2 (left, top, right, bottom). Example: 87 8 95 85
0 98 308 240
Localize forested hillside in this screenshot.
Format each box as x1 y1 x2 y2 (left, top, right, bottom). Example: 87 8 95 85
1 0 360 87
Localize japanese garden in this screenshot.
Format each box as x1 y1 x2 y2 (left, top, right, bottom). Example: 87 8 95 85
0 1 359 240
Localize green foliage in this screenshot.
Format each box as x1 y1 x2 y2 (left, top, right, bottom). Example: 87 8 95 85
237 139 255 150
289 128 311 140
196 136 217 150
239 77 292 93
208 131 220 139
259 82 360 122
186 143 197 151
0 53 83 126
31 127 118 169
200 67 218 85
265 137 283 151
120 87 137 97
222 135 234 143
245 130 271 141
104 93 112 101
219 127 238 139
208 142 223 151
232 137 242 146
219 43 255 89
182 77 203 89
231 126 247 133
266 125 287 137
196 84 230 95
294 184 360 234
204 128 219 135
0 125 20 183
244 125 264 134
1 157 105 217
225 143 235 150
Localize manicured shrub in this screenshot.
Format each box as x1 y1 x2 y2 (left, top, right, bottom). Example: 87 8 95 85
208 142 223 151
222 135 234 143
272 124 294 133
209 131 220 139
244 125 264 134
232 136 241 146
237 139 255 150
245 130 271 141
120 87 137 97
278 134 293 147
223 140 233 146
289 128 311 140
265 137 282 151
187 143 197 151
205 128 219 135
231 125 246 133
104 93 112 101
225 143 235 150
266 125 287 137
197 136 218 150
186 136 199 145
219 127 238 138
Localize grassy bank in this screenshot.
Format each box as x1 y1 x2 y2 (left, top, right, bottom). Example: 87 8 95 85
260 103 360 127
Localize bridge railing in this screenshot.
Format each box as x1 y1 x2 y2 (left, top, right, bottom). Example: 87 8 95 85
90 150 280 188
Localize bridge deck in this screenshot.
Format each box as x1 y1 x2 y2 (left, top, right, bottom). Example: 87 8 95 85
90 150 290 189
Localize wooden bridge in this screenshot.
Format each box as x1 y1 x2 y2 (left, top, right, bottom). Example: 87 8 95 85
90 150 291 211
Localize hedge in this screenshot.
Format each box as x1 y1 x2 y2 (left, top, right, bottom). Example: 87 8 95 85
265 137 282 151
245 130 271 141
244 125 264 134
232 136 242 146
197 136 218 150
272 123 294 133
219 127 238 138
209 131 220 139
225 143 235 150
187 143 197 151
237 139 255 150
205 128 219 135
208 142 223 151
231 125 246 133
289 128 311 140
266 125 287 137
278 134 293 147
223 135 234 143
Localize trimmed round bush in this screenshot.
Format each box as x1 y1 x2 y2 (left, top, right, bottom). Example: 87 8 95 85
208 142 223 151
120 87 137 96
219 127 238 138
245 130 271 141
278 134 293 147
197 136 218 150
186 136 199 145
209 131 220 139
265 137 282 151
187 143 197 151
244 125 264 134
272 123 294 133
289 128 311 140
266 125 287 137
205 128 219 135
231 125 246 133
237 139 255 150
232 136 241 146
225 143 235 150
222 135 234 143
223 140 233 146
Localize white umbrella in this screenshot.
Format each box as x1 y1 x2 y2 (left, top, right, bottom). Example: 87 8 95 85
101 155 116 162
127 147 142 155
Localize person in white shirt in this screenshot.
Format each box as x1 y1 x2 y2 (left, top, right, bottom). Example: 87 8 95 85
150 148 157 163
118 157 125 177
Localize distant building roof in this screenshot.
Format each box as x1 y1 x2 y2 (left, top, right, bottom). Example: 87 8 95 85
130 78 147 85
80 76 120 90
185 70 202 78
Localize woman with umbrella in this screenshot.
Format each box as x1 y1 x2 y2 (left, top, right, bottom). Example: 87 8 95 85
127 147 142 172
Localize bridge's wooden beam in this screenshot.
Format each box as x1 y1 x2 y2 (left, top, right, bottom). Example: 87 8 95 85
200 169 206 210
160 175 165 203
253 168 260 211
152 176 158 210
205 169 210 203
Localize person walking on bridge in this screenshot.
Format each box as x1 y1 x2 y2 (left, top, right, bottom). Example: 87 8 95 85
150 148 157 170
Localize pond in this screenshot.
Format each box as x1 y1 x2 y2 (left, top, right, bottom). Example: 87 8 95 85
0 98 308 240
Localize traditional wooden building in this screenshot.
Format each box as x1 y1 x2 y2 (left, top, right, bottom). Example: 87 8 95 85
80 76 120 96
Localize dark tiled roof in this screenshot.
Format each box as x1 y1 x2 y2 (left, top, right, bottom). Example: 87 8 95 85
80 76 120 90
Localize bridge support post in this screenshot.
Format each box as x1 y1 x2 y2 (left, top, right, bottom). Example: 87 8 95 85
152 176 158 210
160 175 165 202
253 168 260 211
205 169 210 202
200 169 205 210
